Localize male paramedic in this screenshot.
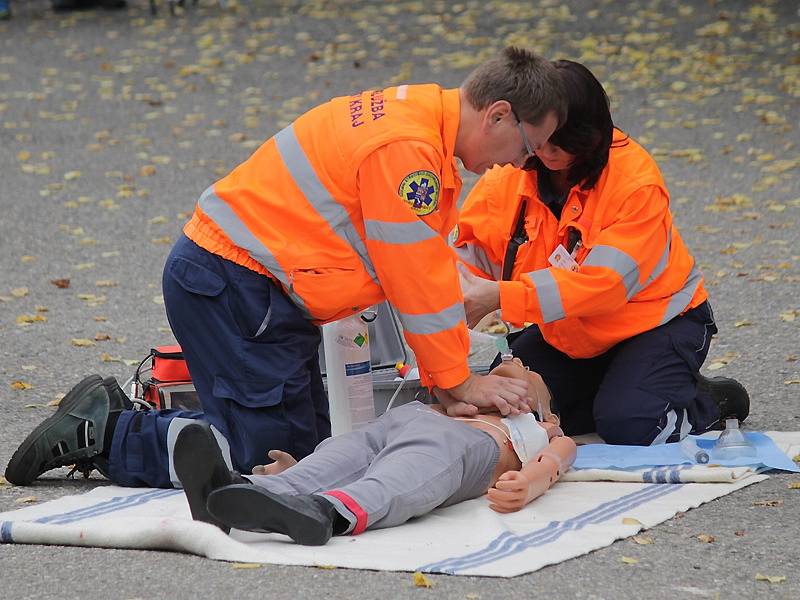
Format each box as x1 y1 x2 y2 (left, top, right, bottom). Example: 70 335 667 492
6 47 567 489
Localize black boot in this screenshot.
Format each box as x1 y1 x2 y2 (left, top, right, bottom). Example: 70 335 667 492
5 374 126 485
697 373 750 427
173 422 249 534
207 485 338 546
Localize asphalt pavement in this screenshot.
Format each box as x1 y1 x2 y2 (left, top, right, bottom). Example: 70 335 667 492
1 1 798 598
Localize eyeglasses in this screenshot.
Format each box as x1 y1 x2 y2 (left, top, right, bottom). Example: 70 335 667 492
511 108 536 162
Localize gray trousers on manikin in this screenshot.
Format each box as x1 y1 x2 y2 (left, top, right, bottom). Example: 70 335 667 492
247 401 500 534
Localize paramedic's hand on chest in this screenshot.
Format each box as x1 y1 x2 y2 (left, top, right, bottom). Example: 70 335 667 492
434 373 531 417
459 264 500 328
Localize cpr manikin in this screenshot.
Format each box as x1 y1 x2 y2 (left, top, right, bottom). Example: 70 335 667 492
173 358 578 545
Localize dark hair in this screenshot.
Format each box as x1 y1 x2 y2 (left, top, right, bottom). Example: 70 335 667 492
463 47 567 127
525 60 622 190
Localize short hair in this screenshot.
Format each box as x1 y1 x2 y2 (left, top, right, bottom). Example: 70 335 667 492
525 60 622 190
462 47 567 127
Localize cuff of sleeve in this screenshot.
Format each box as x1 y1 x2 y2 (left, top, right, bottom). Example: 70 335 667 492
430 362 471 391
499 280 529 326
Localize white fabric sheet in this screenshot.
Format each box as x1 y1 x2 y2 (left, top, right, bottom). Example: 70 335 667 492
1 431 797 577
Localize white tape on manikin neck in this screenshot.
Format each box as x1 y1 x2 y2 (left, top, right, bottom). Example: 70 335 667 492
501 413 549 466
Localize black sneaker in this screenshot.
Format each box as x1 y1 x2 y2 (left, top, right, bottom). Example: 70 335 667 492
207 485 337 546
5 374 125 485
173 422 249 534
697 373 750 427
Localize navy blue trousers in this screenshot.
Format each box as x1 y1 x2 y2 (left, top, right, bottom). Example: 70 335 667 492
108 235 330 487
492 302 721 445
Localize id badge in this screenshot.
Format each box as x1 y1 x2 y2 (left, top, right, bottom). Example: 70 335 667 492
548 244 579 272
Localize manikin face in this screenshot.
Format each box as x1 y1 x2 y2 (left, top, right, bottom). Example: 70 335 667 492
462 103 559 174
533 141 576 172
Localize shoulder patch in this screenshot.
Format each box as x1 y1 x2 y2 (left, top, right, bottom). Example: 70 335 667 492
398 170 440 216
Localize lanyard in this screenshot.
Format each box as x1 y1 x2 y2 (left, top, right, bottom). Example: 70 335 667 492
501 199 528 281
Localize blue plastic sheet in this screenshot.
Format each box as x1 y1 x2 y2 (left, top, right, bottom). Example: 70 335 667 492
574 432 799 472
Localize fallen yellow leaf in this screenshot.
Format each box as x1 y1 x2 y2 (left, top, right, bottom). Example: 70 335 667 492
753 500 783 507
16 314 47 324
413 571 434 588
622 517 643 526
789 482 800 489
11 381 32 390
632 535 654 545
0 475 7 486
315 564 337 570
779 310 799 322
71 338 96 347
755 573 786 584
11 287 29 297
231 563 261 570
15 496 38 504
696 534 715 543
621 556 639 565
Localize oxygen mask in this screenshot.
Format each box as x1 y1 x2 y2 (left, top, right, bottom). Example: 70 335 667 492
712 418 756 460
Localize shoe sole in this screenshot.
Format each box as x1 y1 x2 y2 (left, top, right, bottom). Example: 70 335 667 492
173 424 231 534
207 485 332 546
4 375 105 486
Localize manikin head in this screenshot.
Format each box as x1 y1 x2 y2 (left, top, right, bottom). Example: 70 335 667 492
490 356 560 426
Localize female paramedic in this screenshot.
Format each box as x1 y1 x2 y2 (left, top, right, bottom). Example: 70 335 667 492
173 356 575 545
453 60 749 445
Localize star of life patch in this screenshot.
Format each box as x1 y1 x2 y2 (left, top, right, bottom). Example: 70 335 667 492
398 170 440 216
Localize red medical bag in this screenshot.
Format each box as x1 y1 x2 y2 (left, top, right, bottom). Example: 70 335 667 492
137 345 201 411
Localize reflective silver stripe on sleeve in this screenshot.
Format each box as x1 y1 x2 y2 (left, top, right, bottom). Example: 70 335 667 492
274 125 378 285
364 219 438 245
396 301 465 335
582 245 640 300
198 186 312 318
641 228 672 291
659 263 703 325
453 243 502 280
528 269 566 323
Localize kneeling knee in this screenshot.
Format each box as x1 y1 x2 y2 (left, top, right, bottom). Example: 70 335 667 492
595 412 661 446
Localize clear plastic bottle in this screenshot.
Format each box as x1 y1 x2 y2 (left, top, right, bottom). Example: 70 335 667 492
680 436 709 463
712 418 756 460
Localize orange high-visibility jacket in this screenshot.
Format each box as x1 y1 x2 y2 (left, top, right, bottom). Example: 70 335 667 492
184 84 470 388
454 131 708 359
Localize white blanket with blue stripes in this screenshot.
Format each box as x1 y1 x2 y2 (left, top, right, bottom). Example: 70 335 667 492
1 432 796 577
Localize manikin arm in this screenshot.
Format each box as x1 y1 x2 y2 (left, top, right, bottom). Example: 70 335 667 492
251 450 297 475
486 424 577 513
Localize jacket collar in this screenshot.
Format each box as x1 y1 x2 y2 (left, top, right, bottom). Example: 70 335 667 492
440 88 461 190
